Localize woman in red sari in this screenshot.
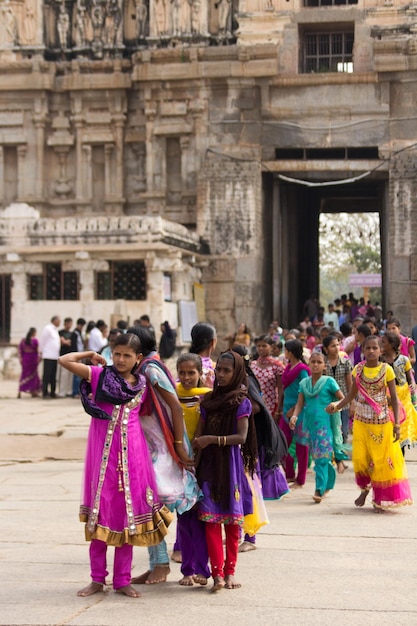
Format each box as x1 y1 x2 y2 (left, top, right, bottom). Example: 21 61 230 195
18 327 41 398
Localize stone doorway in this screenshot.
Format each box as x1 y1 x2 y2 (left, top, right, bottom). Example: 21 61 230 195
264 174 387 329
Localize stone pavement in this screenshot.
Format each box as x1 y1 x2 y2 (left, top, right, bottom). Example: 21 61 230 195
1 380 417 626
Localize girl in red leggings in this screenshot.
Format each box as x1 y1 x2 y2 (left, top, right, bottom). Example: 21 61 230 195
193 351 257 592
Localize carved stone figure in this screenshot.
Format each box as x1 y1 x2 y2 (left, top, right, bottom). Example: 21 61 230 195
216 0 232 36
170 0 182 36
135 0 148 38
189 0 200 34
0 1 17 48
57 3 70 49
91 0 106 37
22 1 37 45
152 0 166 37
128 143 147 192
105 0 122 46
75 3 88 47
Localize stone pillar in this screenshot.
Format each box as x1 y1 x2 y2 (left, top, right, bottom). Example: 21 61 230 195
104 143 114 201
113 114 125 200
9 262 27 343
0 146 3 205
144 257 165 327
82 144 93 201
16 145 27 200
33 113 46 200
180 135 189 190
74 115 84 203
145 98 156 194
388 148 417 332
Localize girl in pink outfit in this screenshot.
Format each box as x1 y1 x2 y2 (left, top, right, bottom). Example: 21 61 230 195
251 334 284 420
59 333 171 598
279 339 311 488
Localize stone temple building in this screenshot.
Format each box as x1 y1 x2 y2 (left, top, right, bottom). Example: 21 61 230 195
0 0 417 349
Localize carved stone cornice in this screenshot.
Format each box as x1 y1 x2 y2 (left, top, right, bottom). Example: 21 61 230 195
0 214 206 255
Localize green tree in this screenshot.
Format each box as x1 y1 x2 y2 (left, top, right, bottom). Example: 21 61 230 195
345 242 381 273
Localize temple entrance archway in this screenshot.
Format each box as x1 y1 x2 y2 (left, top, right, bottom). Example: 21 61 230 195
263 173 388 329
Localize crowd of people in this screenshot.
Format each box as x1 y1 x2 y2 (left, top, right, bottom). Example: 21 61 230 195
15 295 415 597
17 314 168 400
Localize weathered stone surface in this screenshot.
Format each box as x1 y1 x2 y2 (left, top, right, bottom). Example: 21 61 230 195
1 0 417 347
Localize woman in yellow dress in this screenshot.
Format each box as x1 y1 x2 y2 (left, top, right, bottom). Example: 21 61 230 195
327 335 412 511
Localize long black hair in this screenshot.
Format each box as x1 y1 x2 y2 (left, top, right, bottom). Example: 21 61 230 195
127 325 157 356
190 322 216 355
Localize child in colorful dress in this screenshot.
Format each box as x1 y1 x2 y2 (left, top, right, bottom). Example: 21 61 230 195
58 333 171 598
322 334 352 452
381 331 417 455
190 322 217 388
386 318 416 366
279 339 311 488
127 326 200 586
327 335 413 511
193 350 257 592
169 322 217 564
175 353 212 586
233 343 289 552
251 334 284 420
290 351 344 503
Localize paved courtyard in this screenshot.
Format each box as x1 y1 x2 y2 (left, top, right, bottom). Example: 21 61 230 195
1 380 417 626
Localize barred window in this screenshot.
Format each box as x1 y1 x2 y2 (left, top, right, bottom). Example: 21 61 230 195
96 261 147 300
28 263 79 300
304 0 358 6
302 30 354 73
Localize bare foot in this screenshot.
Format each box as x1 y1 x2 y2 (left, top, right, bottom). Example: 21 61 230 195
171 550 182 563
193 574 208 586
131 570 151 585
211 576 225 593
225 574 241 589
337 461 346 474
238 541 256 553
116 584 141 597
312 490 322 503
290 481 303 490
77 582 104 597
179 575 194 586
145 564 170 584
355 489 370 507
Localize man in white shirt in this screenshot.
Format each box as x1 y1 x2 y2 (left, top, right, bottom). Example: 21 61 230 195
88 319 108 352
323 303 340 331
39 315 61 398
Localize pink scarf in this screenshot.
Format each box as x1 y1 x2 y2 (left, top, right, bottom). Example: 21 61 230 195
355 362 383 415
281 361 310 389
355 361 405 423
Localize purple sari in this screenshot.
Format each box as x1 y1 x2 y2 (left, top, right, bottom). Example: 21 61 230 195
18 338 41 394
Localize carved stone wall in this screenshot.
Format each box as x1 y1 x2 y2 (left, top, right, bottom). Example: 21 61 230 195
1 0 417 343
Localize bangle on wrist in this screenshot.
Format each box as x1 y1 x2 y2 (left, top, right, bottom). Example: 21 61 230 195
174 440 183 444
218 436 221 447
223 436 227 446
